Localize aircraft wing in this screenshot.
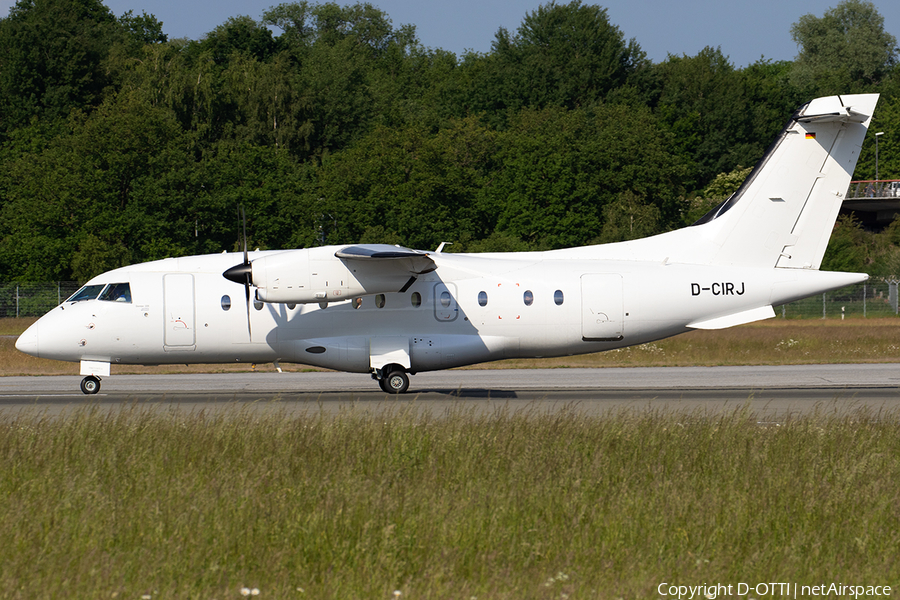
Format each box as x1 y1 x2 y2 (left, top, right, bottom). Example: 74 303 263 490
335 244 436 274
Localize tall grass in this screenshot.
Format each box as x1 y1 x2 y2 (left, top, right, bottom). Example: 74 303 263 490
2 404 899 599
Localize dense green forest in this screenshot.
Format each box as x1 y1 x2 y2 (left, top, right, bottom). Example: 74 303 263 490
1 0 900 282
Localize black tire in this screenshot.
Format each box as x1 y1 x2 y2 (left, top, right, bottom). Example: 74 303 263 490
380 369 409 394
80 375 101 395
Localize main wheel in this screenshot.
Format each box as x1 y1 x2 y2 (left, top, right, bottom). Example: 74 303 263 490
379 369 409 394
80 375 101 395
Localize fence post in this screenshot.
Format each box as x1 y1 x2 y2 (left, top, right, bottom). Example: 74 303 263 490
863 283 867 318
16 285 19 318
822 292 826 319
891 281 899 315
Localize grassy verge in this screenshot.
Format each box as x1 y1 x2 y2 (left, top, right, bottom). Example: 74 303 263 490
1 405 898 598
4 317 900 376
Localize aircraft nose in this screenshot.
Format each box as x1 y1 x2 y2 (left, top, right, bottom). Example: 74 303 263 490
15 321 39 357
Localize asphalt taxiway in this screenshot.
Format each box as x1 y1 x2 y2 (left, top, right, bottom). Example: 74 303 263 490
2 364 899 418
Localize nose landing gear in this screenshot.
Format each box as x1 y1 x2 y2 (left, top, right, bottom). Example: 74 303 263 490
80 375 101 395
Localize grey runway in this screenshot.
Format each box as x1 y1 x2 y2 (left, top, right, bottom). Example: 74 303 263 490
2 364 900 418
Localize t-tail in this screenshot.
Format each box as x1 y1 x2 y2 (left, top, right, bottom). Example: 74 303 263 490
591 94 880 329
688 93 879 269
622 94 879 272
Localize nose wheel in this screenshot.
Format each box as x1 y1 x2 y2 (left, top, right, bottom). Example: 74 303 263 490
378 369 410 394
80 376 101 395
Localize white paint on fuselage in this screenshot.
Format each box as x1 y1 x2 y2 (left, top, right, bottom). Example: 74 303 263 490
18 249 866 374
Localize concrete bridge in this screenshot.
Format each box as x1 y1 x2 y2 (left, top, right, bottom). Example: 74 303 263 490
840 180 900 228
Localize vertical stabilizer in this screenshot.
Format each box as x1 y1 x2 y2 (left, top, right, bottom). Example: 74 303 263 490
695 94 878 269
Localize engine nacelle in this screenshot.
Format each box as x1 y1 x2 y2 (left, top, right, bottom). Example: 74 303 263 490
251 245 430 304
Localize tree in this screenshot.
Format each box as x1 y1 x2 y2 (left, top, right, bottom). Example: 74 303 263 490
599 191 661 243
0 93 195 280
791 0 898 94
466 0 645 119
0 0 121 132
117 10 166 45
199 15 280 65
487 104 686 249
820 215 870 272
683 166 752 224
854 95 900 181
309 117 499 250
650 47 761 186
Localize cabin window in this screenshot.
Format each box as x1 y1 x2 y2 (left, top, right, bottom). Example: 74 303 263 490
478 291 488 307
376 294 386 308
221 295 232 311
440 291 452 308
353 298 362 309
67 284 105 303
554 290 564 305
411 292 421 307
98 282 132 303
523 290 534 306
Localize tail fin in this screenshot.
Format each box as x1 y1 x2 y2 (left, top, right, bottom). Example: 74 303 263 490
694 94 878 269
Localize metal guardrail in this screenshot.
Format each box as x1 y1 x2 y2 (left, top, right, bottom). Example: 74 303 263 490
2 281 897 320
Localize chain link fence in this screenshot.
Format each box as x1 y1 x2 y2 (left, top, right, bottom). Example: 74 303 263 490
775 280 900 319
0 282 81 318
2 280 899 320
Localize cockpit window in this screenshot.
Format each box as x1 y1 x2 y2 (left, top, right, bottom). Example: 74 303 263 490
66 284 106 303
98 282 132 303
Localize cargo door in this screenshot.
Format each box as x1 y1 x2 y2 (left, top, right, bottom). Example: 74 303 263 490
581 274 624 342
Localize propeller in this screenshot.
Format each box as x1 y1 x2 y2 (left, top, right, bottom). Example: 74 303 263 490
223 205 253 338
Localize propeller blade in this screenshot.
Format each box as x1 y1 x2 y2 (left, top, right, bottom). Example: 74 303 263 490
244 278 252 339
241 206 252 338
241 205 249 268
222 205 254 339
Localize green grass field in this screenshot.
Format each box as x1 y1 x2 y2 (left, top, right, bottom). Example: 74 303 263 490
3 317 900 598
2 405 899 599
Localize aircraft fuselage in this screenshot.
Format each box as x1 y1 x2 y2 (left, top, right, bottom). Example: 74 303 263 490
17 249 861 375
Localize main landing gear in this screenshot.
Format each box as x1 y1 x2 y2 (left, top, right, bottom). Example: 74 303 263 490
80 375 101 395
375 366 410 394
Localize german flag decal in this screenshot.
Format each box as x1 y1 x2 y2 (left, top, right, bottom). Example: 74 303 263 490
806 132 816 139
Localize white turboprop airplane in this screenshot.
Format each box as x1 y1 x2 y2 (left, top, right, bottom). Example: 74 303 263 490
16 94 878 394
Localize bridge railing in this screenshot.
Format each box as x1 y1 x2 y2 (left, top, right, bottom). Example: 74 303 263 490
846 180 900 199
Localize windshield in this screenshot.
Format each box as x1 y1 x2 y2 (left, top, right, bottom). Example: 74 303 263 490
66 284 106 303
98 282 132 303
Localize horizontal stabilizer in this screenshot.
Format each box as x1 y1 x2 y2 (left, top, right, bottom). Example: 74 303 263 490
688 305 775 330
794 95 871 123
